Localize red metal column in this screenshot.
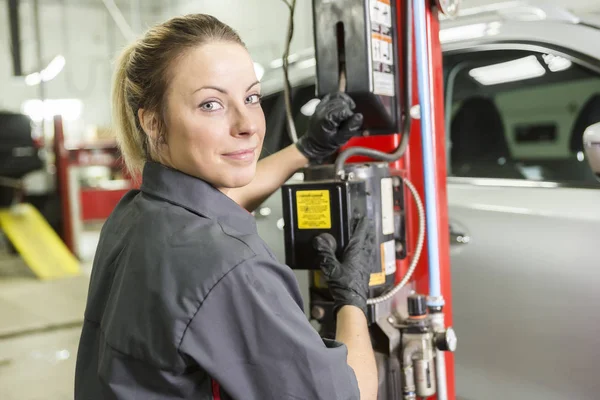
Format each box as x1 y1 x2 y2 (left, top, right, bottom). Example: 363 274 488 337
53 115 75 253
343 1 455 398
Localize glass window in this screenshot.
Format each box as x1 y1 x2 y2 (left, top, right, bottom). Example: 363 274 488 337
444 49 600 184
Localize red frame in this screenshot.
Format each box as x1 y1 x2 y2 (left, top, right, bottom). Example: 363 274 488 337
341 1 455 398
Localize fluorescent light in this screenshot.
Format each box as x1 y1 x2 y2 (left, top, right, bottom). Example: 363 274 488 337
269 53 300 69
42 55 66 81
22 99 83 122
542 54 572 72
25 55 66 86
301 98 321 116
440 23 487 43
439 21 502 44
25 72 42 86
469 55 546 86
295 58 316 70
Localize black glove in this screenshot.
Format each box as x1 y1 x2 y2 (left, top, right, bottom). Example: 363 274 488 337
313 217 374 317
296 92 364 163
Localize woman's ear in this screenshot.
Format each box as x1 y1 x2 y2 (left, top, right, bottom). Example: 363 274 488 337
138 108 159 141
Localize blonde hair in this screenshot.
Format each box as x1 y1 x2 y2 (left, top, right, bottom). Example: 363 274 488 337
112 14 245 176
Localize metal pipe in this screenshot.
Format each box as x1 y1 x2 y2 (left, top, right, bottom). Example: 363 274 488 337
429 310 449 400
435 350 448 399
402 339 421 400
8 0 22 76
32 0 45 102
413 0 443 306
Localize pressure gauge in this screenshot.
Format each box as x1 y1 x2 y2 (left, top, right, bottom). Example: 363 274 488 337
436 0 461 18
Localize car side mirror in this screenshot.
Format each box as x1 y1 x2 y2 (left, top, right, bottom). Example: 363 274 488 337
583 122 600 180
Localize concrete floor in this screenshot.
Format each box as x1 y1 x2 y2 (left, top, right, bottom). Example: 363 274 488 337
0 234 94 400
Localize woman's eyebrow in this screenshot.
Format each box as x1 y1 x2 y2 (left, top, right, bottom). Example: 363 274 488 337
193 81 261 95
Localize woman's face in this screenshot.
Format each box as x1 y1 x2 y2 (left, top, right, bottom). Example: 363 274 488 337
158 41 265 192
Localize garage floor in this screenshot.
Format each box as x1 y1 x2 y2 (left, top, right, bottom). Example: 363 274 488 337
0 236 94 400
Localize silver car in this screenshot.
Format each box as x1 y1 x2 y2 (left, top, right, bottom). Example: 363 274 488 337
255 2 600 399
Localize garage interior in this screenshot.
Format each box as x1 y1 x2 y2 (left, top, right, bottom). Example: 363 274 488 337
1 1 600 399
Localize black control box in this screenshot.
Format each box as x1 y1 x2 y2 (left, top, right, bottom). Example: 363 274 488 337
313 0 401 134
281 163 398 292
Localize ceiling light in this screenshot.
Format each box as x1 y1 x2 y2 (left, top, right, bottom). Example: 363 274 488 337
469 55 546 86
25 55 66 86
22 99 83 122
439 21 502 44
269 53 300 69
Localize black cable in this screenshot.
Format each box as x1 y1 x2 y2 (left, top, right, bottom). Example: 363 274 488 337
281 0 298 143
335 0 413 176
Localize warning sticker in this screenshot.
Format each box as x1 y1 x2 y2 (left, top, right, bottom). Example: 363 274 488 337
373 71 395 97
371 33 394 65
382 240 397 275
296 190 331 230
381 178 395 235
370 0 392 28
369 271 385 286
369 239 397 286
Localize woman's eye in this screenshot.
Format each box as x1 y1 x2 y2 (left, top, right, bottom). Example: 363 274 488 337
200 101 223 111
246 94 262 105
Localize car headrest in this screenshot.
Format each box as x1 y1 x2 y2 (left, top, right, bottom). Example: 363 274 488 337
450 96 509 164
570 94 600 153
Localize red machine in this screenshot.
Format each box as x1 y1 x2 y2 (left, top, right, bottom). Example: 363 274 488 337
281 0 457 398
53 116 136 256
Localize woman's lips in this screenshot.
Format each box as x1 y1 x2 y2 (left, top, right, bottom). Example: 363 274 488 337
222 147 256 161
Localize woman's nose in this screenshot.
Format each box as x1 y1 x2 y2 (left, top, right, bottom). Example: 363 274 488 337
231 106 257 137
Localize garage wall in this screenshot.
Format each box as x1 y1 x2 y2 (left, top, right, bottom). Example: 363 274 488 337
0 0 312 138
162 0 314 67
0 1 164 138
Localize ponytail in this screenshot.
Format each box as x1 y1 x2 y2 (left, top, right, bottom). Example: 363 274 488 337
112 43 147 178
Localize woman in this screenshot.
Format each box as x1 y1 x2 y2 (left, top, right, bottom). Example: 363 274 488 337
75 14 378 400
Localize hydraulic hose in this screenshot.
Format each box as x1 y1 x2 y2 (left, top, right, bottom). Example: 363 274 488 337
334 0 413 176
281 0 299 143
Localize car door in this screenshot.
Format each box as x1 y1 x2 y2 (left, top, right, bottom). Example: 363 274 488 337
444 45 600 400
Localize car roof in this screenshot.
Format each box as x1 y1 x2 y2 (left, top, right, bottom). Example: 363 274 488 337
258 1 600 96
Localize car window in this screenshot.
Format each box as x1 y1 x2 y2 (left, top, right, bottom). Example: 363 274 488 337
444 48 600 184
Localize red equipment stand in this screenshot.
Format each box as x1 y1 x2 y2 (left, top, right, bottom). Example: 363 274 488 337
342 2 455 399
53 116 135 257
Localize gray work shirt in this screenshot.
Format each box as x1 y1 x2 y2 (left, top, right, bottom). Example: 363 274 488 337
74 161 359 400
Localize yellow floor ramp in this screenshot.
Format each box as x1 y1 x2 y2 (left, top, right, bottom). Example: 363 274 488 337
0 203 80 280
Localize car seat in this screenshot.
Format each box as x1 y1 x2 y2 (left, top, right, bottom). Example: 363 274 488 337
450 96 524 179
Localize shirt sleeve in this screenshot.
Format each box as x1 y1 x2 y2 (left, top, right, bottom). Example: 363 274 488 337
178 255 360 400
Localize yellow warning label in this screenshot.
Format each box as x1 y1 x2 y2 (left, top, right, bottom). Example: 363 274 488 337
296 190 331 230
368 242 388 286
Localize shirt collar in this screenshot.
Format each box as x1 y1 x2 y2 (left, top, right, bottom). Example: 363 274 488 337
140 161 256 234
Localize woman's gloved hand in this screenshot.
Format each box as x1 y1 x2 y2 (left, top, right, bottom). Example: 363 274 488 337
295 92 364 163
313 217 374 317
